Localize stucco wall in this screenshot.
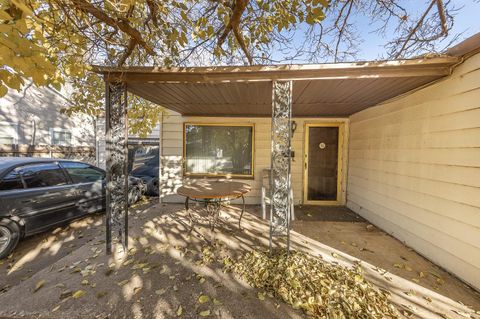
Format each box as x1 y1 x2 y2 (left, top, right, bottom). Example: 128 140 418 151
347 52 480 290
159 114 349 205
0 83 95 146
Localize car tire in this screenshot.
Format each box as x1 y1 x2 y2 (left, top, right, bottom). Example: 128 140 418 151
147 178 159 196
0 219 20 260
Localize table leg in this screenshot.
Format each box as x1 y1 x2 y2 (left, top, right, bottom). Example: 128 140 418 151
206 200 221 231
238 195 245 230
185 197 195 233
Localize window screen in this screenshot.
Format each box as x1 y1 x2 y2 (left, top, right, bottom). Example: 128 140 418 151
18 163 69 188
184 124 254 177
0 170 24 191
0 122 18 144
51 130 72 145
60 162 104 183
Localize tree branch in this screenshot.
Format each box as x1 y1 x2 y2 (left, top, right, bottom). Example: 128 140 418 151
334 0 354 62
217 0 252 64
145 0 158 27
71 0 156 56
394 0 436 59
117 39 136 66
233 26 253 65
436 0 448 35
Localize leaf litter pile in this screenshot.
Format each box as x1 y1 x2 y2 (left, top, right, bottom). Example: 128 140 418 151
225 249 400 319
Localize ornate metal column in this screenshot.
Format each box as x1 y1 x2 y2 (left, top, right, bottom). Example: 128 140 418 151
105 81 128 254
269 80 293 252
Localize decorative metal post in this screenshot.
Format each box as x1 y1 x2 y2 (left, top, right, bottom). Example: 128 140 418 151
269 80 293 252
105 81 128 254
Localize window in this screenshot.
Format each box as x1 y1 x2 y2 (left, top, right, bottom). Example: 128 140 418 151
18 163 69 188
0 170 24 191
0 122 18 145
50 129 72 146
184 123 254 177
60 162 104 183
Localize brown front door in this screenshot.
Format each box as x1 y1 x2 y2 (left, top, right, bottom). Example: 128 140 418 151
304 125 340 203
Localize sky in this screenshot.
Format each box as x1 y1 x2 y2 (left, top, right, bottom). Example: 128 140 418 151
273 0 480 63
349 0 480 61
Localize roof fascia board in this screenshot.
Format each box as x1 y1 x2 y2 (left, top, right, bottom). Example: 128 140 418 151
94 56 459 83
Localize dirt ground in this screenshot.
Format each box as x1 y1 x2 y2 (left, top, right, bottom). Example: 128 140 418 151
0 201 478 319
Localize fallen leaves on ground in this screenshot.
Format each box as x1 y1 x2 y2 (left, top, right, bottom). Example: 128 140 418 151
198 295 210 304
226 250 400 319
176 305 183 316
199 309 211 317
34 280 45 292
72 290 86 299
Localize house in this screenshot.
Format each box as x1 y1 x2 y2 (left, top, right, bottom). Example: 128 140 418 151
0 83 96 161
94 33 480 291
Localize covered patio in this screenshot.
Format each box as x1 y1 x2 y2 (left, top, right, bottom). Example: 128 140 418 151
95 56 462 251
82 35 480 318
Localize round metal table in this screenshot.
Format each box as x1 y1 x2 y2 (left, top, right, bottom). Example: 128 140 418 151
177 180 251 231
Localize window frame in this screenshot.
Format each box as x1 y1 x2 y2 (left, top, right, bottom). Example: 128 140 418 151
183 122 255 179
0 121 19 145
16 162 71 189
0 168 25 191
49 128 72 146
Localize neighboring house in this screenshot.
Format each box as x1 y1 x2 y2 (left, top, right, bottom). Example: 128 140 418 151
0 83 96 161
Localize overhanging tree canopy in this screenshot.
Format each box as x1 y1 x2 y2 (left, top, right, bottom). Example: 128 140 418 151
0 0 457 133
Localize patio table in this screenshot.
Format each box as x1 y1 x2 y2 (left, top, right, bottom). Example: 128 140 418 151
176 180 251 231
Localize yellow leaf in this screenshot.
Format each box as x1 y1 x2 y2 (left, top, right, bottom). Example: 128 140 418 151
72 290 86 299
0 85 7 97
176 305 183 316
198 295 210 304
34 279 45 292
0 10 13 20
199 310 211 317
11 0 34 16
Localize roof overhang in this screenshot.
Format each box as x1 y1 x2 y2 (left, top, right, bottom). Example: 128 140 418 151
94 56 461 117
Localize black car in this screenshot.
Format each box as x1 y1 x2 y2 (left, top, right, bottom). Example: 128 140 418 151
0 158 145 259
130 154 159 196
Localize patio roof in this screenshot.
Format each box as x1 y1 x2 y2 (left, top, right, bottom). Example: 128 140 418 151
94 56 461 117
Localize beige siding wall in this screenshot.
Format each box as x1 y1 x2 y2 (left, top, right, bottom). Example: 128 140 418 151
347 52 480 290
159 114 348 205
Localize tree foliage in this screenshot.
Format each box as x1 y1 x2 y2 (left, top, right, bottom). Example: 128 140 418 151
0 0 459 136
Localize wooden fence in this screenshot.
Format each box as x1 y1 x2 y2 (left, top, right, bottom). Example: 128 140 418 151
0 144 96 164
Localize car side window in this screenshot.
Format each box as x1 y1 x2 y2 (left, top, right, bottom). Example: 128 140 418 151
60 162 104 183
18 163 69 188
0 170 24 191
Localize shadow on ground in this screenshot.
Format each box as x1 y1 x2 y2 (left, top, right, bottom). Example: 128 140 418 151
0 202 478 319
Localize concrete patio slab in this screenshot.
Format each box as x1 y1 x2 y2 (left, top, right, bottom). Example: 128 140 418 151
0 202 478 319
